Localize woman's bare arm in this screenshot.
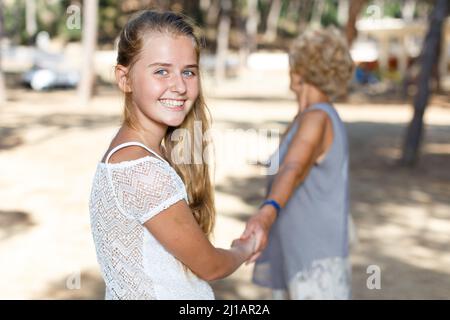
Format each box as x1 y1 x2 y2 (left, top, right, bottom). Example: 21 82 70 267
266 109 329 207
241 109 330 262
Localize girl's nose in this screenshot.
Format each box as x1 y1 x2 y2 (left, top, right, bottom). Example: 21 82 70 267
170 74 187 94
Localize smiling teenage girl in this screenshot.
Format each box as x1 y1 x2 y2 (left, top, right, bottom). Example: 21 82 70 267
89 10 255 300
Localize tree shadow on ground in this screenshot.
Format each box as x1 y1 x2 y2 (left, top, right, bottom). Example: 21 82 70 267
41 268 271 300
40 269 105 299
213 119 287 132
211 277 271 300
0 127 24 150
216 175 266 207
351 241 450 299
347 121 450 212
211 96 294 103
0 210 35 241
0 113 120 152
215 120 450 299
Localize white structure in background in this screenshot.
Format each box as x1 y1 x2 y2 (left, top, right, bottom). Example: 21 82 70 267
21 31 80 90
247 52 289 71
200 51 288 74
354 17 450 80
36 31 50 51
350 40 378 63
1 32 116 91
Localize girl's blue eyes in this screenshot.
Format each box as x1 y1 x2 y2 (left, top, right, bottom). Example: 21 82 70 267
182 70 195 77
155 69 168 76
154 70 196 77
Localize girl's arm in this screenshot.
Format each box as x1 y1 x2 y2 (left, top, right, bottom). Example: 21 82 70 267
108 146 255 281
144 201 255 281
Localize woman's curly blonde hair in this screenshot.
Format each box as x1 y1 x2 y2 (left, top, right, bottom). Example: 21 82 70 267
289 26 354 99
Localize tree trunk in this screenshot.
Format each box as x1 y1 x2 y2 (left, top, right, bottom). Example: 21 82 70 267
416 1 432 21
346 0 367 46
200 0 211 21
401 0 448 166
246 0 258 53
402 0 416 22
77 0 98 106
0 0 6 105
286 0 300 21
263 0 282 42
238 10 248 71
200 0 210 12
26 0 37 38
310 0 326 27
298 0 314 33
374 0 385 18
206 0 220 28
337 0 350 27
214 0 231 82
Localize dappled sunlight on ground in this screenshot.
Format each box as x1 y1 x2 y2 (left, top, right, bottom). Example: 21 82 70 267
0 77 449 299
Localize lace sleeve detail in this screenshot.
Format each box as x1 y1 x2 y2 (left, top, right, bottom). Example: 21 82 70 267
108 158 187 224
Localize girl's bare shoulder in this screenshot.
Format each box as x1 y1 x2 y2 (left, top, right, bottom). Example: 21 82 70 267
106 146 151 164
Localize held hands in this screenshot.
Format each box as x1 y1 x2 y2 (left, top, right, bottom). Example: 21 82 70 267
231 234 256 262
239 205 277 264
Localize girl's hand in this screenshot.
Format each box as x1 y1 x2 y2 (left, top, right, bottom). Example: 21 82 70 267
231 234 256 261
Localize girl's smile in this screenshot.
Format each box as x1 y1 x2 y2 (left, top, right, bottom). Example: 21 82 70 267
158 98 187 111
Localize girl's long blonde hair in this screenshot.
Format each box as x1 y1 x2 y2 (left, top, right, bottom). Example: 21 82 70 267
116 10 215 237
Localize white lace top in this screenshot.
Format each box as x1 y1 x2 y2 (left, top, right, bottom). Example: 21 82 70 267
89 142 214 300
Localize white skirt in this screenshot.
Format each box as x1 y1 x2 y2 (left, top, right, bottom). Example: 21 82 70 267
272 256 352 300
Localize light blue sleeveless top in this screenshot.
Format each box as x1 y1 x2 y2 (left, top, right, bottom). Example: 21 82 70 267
252 102 351 298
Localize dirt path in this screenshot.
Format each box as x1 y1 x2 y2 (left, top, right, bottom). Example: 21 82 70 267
0 71 449 299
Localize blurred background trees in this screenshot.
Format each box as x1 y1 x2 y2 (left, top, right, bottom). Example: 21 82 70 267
0 0 448 165
2 0 434 49
0 0 6 105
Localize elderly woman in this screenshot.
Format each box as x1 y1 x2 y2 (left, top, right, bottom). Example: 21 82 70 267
241 27 354 299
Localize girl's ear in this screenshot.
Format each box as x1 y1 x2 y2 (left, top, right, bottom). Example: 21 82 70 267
115 65 132 93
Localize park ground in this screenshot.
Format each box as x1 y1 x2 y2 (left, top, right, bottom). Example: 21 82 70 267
0 69 449 299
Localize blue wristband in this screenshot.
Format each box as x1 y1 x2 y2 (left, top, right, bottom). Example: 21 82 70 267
260 199 282 216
